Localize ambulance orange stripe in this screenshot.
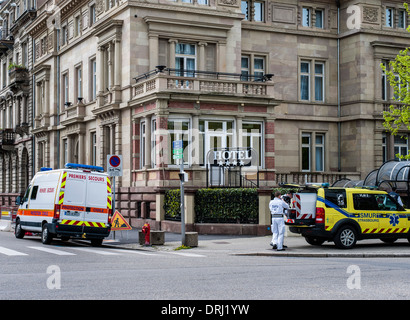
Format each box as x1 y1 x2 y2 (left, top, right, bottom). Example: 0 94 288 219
17 209 54 217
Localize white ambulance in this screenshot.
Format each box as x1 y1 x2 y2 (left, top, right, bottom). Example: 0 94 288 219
15 163 113 246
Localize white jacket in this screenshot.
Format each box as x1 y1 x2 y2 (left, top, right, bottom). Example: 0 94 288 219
269 197 289 215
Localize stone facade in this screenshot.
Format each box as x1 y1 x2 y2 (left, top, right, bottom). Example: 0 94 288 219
0 0 409 234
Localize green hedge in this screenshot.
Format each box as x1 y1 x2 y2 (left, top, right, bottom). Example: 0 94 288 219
164 188 259 223
194 188 258 224
164 189 181 220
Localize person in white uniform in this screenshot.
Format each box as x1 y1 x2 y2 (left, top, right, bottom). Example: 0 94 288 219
269 191 289 251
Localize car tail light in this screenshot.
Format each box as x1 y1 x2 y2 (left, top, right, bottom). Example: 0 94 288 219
108 209 113 224
54 204 61 220
316 207 325 224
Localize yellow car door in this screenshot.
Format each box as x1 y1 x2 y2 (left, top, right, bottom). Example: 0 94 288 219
376 194 410 235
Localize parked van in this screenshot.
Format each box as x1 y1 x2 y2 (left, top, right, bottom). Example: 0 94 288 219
284 185 410 249
15 163 113 246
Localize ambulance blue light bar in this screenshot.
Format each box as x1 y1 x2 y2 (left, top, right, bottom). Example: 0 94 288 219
65 163 104 172
40 167 53 171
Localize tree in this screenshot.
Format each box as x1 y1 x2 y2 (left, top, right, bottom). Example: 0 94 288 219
381 3 410 159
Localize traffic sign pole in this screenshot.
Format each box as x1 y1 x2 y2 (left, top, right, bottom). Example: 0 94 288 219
173 140 185 246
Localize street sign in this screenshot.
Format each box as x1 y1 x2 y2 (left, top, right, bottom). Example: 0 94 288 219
107 154 123 176
172 140 183 160
173 140 183 149
111 210 132 231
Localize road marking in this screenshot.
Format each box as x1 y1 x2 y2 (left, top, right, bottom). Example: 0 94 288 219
0 246 28 256
28 246 76 256
106 248 160 256
164 251 206 258
68 247 120 255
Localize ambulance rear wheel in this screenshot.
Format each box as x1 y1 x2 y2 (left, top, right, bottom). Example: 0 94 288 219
305 236 325 246
15 220 25 239
90 238 103 246
41 224 53 245
334 225 357 249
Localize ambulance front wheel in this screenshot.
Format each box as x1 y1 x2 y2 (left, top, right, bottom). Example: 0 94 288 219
41 223 54 245
15 220 25 239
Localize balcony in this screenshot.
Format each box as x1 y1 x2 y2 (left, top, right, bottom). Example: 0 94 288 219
130 67 275 104
0 129 15 151
61 100 85 123
8 66 29 93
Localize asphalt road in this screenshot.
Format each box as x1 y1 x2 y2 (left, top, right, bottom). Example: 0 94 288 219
1 231 410 301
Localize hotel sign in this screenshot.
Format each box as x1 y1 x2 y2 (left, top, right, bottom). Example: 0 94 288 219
207 148 258 167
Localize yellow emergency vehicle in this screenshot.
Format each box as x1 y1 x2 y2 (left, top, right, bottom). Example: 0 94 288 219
285 185 410 249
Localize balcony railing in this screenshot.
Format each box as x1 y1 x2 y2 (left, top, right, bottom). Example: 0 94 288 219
131 67 274 100
275 171 361 186
0 129 15 151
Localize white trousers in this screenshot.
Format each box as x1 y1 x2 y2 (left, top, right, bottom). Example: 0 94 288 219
271 217 285 250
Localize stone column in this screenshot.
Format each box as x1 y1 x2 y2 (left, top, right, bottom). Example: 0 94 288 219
149 35 159 70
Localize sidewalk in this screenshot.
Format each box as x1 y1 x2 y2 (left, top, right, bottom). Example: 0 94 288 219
103 228 410 258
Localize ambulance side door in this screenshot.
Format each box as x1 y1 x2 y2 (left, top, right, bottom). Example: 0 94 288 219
84 174 109 227
61 173 87 230
351 192 380 233
376 194 408 233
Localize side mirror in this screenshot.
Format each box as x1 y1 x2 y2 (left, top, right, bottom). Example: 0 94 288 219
15 196 21 206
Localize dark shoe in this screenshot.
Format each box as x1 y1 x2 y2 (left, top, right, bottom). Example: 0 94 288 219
270 242 277 249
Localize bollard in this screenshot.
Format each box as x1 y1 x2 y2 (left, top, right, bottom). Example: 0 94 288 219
142 223 150 246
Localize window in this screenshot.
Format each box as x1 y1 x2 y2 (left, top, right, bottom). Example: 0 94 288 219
300 60 325 102
382 133 387 163
90 58 97 101
314 62 324 101
241 55 266 81
253 1 264 22
241 56 249 81
325 189 347 208
386 8 394 27
301 132 326 171
241 0 264 22
242 122 263 167
63 139 68 165
315 134 325 171
398 9 407 29
382 60 388 101
197 0 208 5
89 4 96 26
91 132 97 166
168 119 190 166
62 25 67 45
30 186 39 200
62 72 69 106
75 15 81 37
200 120 234 166
75 66 82 99
140 122 146 168
241 0 249 20
301 133 311 171
300 61 310 100
175 43 196 77
394 135 408 160
302 8 310 27
315 9 323 28
254 57 265 81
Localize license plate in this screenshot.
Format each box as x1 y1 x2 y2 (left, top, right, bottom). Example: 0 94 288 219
65 211 80 217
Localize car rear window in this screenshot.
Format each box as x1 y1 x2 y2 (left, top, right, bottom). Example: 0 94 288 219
325 189 347 208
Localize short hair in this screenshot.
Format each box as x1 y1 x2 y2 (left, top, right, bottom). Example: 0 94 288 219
274 191 282 198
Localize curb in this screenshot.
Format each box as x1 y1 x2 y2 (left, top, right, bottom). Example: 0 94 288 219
233 252 410 258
